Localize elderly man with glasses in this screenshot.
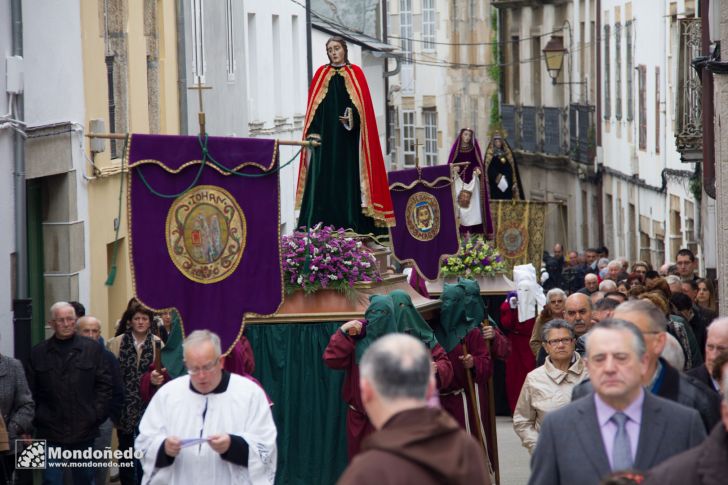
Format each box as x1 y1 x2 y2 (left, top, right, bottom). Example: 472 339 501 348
136 330 277 484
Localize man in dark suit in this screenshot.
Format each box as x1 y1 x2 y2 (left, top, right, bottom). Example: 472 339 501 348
688 317 728 393
572 300 721 432
529 319 705 485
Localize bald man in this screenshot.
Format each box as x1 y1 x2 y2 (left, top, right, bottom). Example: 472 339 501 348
688 318 728 393
577 273 599 296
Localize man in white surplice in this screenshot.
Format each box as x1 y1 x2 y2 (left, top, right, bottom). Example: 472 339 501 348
136 330 277 484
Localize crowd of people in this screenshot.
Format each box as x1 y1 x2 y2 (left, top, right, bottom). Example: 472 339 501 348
509 244 728 484
0 244 726 484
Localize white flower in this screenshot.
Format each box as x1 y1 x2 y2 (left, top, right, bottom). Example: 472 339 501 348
328 274 338 280
297 276 303 284
310 265 318 271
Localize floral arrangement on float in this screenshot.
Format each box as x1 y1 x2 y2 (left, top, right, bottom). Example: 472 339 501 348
440 234 506 278
281 225 382 295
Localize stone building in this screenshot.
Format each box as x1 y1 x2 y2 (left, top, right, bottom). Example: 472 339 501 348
387 0 499 169
493 0 600 252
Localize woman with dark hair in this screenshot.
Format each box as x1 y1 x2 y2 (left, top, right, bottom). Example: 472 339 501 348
696 278 718 316
296 36 394 237
107 304 164 485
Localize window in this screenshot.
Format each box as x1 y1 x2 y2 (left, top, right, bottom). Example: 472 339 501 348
604 25 611 119
191 0 206 82
105 55 118 158
626 21 633 121
422 0 435 50
387 106 397 157
615 23 622 120
225 0 235 80
638 65 647 150
655 67 660 153
423 110 438 166
402 110 416 166
511 36 520 102
400 0 413 63
272 15 282 115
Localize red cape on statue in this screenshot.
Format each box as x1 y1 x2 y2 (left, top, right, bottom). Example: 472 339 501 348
296 64 395 227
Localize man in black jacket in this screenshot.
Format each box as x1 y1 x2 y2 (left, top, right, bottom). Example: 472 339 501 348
77 315 124 485
26 302 112 485
572 300 720 432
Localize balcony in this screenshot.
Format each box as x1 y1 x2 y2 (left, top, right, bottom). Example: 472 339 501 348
675 18 703 163
501 103 595 164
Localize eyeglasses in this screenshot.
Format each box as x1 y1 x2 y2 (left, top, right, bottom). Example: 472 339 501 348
185 358 219 376
54 317 76 324
546 337 574 346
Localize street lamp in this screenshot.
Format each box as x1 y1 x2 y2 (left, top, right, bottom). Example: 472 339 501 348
542 36 566 84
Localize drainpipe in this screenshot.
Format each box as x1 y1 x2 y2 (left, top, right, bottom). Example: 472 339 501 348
701 0 716 198
176 0 189 134
306 0 313 84
11 0 26 299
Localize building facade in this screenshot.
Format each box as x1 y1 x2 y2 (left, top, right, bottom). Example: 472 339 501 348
81 0 181 334
600 0 700 269
494 0 600 253
387 0 498 170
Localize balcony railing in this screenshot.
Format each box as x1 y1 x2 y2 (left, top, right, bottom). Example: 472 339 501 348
675 18 702 162
500 103 595 164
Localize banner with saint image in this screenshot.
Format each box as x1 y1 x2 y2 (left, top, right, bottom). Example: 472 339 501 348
126 134 283 354
388 165 460 280
490 200 547 275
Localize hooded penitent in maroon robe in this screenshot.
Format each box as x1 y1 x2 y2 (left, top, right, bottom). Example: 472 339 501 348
447 129 494 238
323 329 373 459
439 327 496 470
499 300 536 414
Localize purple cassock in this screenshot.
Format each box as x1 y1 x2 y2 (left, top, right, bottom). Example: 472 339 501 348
388 164 460 281
127 134 283 354
446 129 494 238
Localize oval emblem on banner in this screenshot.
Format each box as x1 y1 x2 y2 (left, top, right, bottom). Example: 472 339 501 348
405 192 441 241
500 223 529 258
166 185 246 284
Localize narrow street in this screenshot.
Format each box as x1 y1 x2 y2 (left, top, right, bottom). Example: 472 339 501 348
497 416 531 485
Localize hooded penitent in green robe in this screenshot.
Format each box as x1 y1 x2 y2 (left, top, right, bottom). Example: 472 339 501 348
355 294 397 363
459 277 487 326
436 283 478 353
389 289 437 349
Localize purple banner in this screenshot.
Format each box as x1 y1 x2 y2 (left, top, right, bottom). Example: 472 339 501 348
388 165 459 280
127 134 282 353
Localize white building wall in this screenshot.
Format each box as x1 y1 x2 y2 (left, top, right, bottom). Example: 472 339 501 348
23 0 91 321
0 2 16 355
243 0 308 234
599 0 697 266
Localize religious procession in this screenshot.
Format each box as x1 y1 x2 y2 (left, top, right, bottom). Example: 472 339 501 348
2 1 728 485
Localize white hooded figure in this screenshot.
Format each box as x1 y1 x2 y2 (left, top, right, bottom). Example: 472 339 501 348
511 264 546 323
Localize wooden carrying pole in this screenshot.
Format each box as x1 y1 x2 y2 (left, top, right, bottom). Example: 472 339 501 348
462 341 496 481
84 132 320 147
485 328 501 485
